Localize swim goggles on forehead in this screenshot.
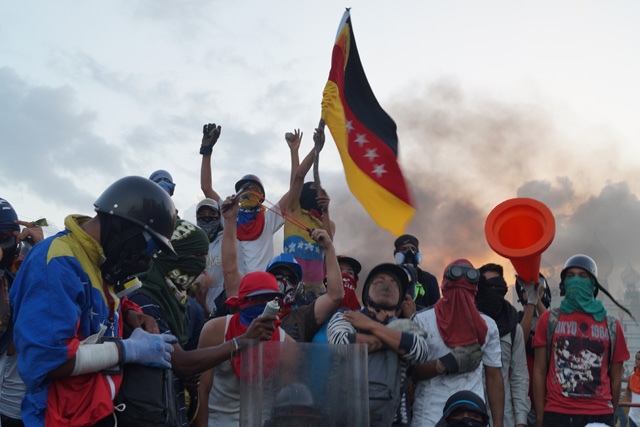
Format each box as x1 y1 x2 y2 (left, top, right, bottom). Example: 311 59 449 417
445 265 480 284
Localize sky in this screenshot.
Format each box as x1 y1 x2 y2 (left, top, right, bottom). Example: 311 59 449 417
2 1 640 305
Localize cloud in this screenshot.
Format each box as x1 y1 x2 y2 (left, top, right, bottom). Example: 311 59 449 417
48 51 138 95
0 67 126 211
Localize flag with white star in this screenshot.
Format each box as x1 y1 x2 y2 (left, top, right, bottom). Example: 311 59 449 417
321 10 415 236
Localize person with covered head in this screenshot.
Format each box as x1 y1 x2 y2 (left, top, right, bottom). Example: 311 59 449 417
149 169 176 197
193 197 226 318
0 198 44 426
8 177 179 426
199 123 294 273
282 126 335 303
127 219 278 425
411 259 504 427
327 263 429 426
194 271 291 426
393 234 440 309
476 263 529 427
435 390 491 427
533 254 631 427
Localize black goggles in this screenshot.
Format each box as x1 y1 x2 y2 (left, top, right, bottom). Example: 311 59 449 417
445 265 480 284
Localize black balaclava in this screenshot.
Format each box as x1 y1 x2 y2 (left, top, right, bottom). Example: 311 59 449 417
299 182 319 213
476 276 518 337
98 213 152 286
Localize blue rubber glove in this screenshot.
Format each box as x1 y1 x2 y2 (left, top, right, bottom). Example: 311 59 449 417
121 328 177 369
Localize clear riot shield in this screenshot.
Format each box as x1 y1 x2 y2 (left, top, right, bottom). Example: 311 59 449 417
239 341 369 426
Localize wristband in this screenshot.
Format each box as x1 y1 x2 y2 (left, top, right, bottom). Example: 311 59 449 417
232 337 241 356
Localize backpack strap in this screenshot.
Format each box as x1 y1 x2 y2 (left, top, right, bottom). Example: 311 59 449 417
546 308 561 364
510 325 517 346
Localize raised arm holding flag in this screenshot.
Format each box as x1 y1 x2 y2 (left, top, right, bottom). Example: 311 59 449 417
321 10 415 236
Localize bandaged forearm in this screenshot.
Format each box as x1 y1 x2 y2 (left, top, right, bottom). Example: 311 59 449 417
71 342 120 376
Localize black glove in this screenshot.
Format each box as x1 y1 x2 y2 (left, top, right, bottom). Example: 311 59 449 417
201 123 221 155
438 342 482 374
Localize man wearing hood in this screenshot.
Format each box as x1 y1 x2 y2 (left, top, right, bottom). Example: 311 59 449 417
533 255 630 427
327 263 429 427
411 259 504 427
476 263 529 427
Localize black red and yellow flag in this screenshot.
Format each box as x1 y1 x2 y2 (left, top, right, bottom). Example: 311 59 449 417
321 10 415 236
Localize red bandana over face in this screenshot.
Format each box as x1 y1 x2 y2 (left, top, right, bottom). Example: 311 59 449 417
338 273 361 310
434 259 488 348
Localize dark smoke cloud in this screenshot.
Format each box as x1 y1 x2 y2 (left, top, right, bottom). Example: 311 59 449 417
324 79 639 305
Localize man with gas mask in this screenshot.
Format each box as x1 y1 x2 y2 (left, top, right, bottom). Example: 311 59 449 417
393 234 440 310
9 176 180 426
533 254 631 427
200 123 294 274
128 219 279 425
411 259 504 427
476 263 529 427
327 263 429 426
0 198 43 426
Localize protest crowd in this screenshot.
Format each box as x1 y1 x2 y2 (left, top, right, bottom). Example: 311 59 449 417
0 120 636 427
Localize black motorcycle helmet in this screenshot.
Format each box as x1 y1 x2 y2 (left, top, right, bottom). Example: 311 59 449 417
94 176 177 257
559 254 599 297
361 263 411 310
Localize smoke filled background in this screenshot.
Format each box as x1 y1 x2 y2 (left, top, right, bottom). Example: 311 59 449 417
328 79 640 305
2 2 640 308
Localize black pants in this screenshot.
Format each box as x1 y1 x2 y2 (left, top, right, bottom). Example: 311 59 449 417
91 413 116 427
0 414 25 427
543 411 615 427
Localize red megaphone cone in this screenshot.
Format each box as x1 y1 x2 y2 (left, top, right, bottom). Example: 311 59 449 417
484 198 555 283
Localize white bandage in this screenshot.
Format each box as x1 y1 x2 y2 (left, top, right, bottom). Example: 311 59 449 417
71 342 121 376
